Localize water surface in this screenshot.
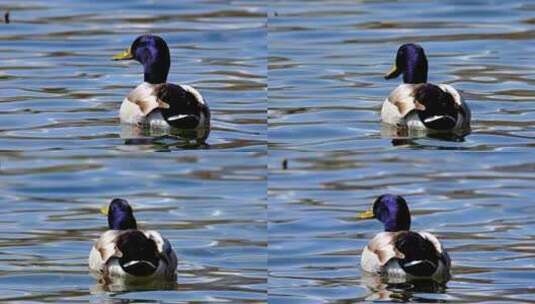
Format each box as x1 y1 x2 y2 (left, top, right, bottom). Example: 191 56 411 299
269 0 535 151
0 0 267 151
269 150 535 303
0 0 267 302
269 4 535 300
0 151 266 303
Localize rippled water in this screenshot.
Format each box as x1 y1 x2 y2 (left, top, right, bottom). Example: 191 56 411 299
0 0 267 303
269 0 534 151
269 151 535 303
268 0 535 303
1 0 535 303
0 0 266 151
0 151 266 302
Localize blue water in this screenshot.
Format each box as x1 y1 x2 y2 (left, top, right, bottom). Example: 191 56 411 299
269 151 535 303
268 0 535 303
0 151 267 302
269 0 534 151
0 0 266 151
1 0 535 303
0 0 267 302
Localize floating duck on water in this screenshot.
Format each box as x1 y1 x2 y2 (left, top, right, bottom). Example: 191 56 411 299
89 199 177 286
358 194 451 282
382 44 470 133
113 35 210 141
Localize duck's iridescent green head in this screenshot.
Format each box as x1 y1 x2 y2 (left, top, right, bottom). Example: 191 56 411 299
385 43 428 84
358 194 411 232
113 35 171 84
106 198 137 230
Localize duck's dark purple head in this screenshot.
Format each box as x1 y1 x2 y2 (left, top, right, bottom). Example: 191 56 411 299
113 35 171 84
106 198 137 230
385 43 428 84
359 194 411 232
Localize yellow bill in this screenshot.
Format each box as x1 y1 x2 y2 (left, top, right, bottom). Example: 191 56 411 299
384 63 401 79
100 205 109 215
358 209 374 219
112 47 133 60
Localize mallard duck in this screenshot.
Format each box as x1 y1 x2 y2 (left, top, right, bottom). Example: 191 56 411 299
358 194 451 282
113 35 210 141
89 198 177 284
382 44 470 132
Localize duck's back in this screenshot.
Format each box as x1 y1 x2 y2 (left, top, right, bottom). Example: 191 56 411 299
155 83 210 130
89 229 177 282
382 83 470 131
361 230 450 281
120 82 210 140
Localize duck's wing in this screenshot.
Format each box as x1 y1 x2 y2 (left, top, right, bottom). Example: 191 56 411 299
89 229 177 280
438 84 462 108
143 230 178 280
88 230 123 274
438 84 471 129
155 83 210 129
386 231 451 281
361 231 450 280
361 232 405 273
382 84 423 125
417 231 451 269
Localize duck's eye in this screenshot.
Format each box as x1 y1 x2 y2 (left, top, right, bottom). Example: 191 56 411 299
379 207 386 216
374 205 383 217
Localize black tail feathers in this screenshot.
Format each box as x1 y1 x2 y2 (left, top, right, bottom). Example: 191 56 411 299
116 230 160 276
395 231 440 277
